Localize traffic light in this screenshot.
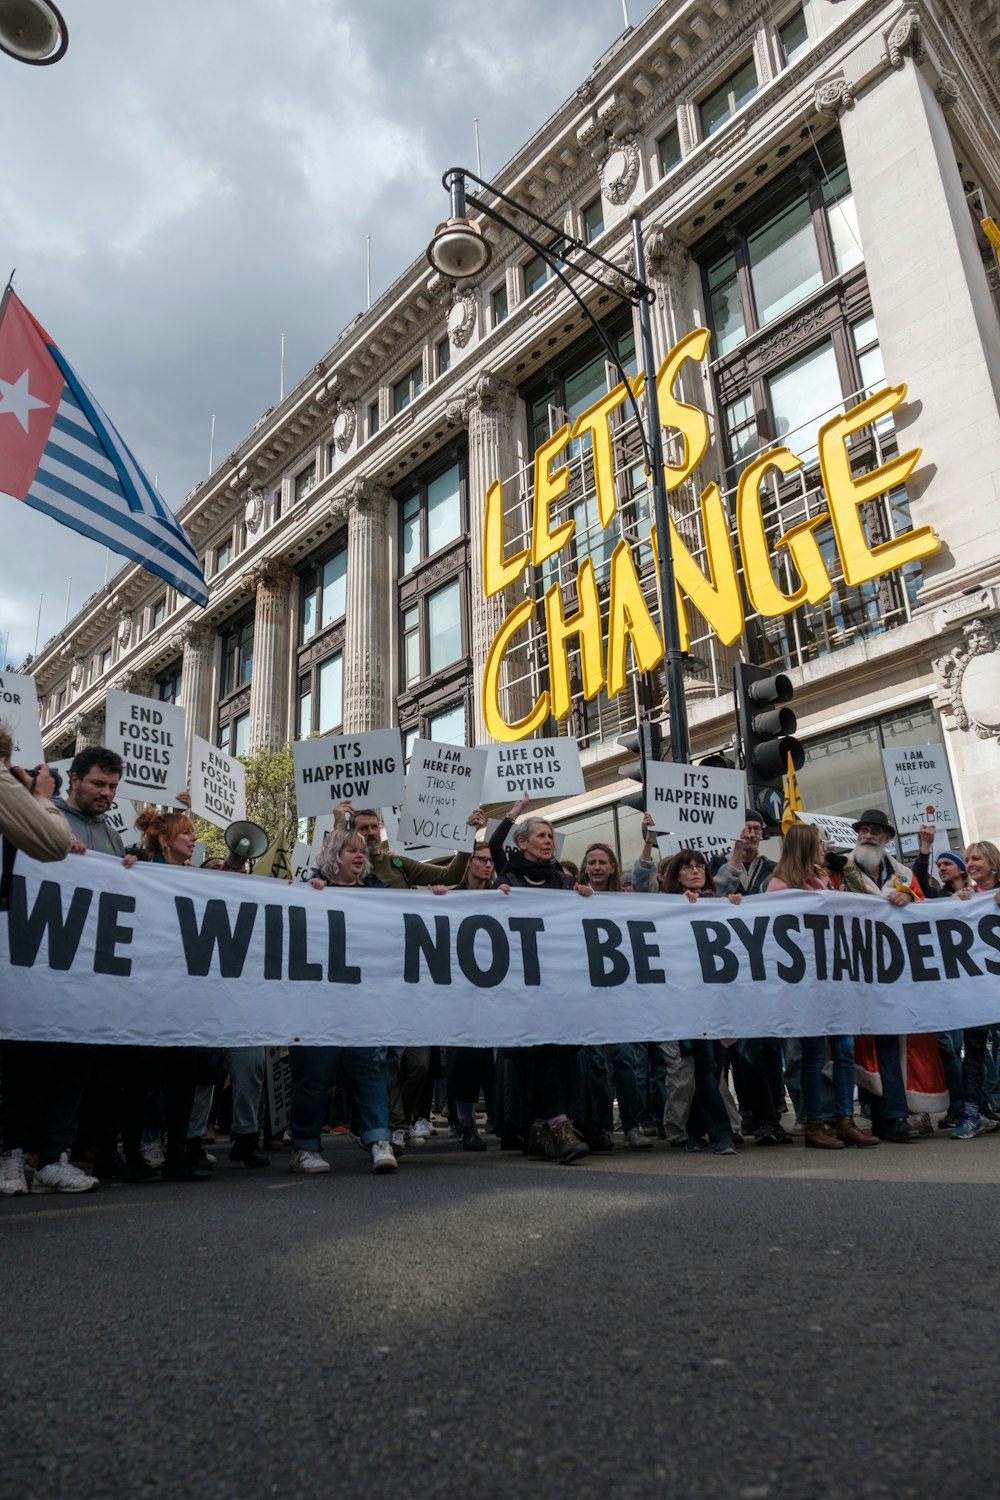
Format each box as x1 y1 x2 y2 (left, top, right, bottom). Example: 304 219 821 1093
733 664 804 830
618 721 665 812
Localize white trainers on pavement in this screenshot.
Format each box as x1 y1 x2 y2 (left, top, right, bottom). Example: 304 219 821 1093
290 1149 331 1174
0 1149 29 1196
390 1129 407 1156
371 1140 398 1173
34 1152 99 1193
409 1117 434 1141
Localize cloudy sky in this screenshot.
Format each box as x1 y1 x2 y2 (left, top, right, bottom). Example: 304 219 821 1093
0 0 660 666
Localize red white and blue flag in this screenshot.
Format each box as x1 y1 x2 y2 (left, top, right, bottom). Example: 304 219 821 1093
0 288 208 607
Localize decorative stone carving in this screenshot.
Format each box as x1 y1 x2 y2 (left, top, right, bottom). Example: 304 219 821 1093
813 77 855 118
241 557 293 594
935 72 960 110
113 670 153 696
886 8 924 68
645 227 689 284
117 610 133 648
344 476 391 515
935 617 1000 743
69 656 85 690
244 488 265 534
445 371 516 430
448 289 478 348
600 137 641 205
332 405 357 452
73 711 105 751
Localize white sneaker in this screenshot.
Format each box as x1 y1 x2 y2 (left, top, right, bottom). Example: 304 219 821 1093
34 1152 99 1194
409 1117 434 1141
371 1140 398 1173
390 1129 407 1156
0 1149 29 1196
290 1149 330 1174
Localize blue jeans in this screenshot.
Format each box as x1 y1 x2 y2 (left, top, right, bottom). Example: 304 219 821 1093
290 1046 388 1150
607 1042 647 1133
871 1035 908 1125
800 1035 855 1119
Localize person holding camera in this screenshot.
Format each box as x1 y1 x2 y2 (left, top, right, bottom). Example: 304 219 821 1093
0 724 99 1196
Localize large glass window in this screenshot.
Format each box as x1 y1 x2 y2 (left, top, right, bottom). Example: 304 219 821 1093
767 340 842 457
220 614 254 698
658 125 681 178
300 549 347 643
700 57 757 137
156 661 182 704
317 654 343 734
583 198 604 244
294 464 317 503
428 702 466 746
707 251 746 356
524 253 552 296
491 284 508 326
778 8 809 65
399 459 464 573
393 363 423 414
428 579 463 673
747 195 823 325
215 538 233 574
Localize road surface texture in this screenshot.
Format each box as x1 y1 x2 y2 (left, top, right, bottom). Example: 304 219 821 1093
2 1128 997 1499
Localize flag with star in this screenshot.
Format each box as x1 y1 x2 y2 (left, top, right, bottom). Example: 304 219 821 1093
0 287 208 607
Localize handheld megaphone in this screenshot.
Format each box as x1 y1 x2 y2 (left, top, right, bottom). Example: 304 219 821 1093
0 0 68 64
224 820 270 869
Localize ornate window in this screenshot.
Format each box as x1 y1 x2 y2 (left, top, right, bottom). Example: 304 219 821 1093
156 660 182 705
491 284 508 326
297 545 348 736
699 56 758 138
396 447 471 744
582 198 604 244
393 363 423 415
658 125 681 178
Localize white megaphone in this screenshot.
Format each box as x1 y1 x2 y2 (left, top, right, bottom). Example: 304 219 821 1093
0 0 68 64
224 820 270 869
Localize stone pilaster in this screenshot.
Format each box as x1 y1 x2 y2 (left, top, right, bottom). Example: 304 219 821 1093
73 711 105 753
455 373 520 744
171 624 216 759
241 558 294 752
333 478 391 733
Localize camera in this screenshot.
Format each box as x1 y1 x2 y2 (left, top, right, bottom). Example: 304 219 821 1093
16 765 63 796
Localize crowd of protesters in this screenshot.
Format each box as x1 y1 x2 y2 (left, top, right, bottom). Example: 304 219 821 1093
2 732 1000 1196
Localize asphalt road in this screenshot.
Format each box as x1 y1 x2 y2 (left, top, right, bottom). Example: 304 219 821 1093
2 1128 998 1500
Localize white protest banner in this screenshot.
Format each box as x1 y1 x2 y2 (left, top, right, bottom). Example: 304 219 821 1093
481 737 585 803
646 761 746 844
799 812 862 850
880 745 959 835
293 730 405 819
3 852 1000 1047
397 739 487 859
189 734 247 830
104 688 186 804
0 669 43 765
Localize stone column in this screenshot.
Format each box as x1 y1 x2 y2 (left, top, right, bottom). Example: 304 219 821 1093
241 558 294 753
457 373 522 744
335 478 391 733
171 624 216 761
835 43 1000 607
73 711 105 753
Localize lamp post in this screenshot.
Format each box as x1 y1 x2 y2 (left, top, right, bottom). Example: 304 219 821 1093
427 166 689 764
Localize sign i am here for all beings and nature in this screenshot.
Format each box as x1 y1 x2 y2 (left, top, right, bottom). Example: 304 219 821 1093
479 328 940 741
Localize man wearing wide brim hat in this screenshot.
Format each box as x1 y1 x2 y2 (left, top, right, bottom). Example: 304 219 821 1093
844 807 949 1143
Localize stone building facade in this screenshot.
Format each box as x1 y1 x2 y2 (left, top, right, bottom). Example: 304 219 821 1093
26 0 1000 867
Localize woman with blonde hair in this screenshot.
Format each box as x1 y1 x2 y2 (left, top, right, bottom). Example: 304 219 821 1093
768 822 878 1150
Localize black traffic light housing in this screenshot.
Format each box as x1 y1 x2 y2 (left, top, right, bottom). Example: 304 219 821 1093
618 721 665 812
733 663 805 830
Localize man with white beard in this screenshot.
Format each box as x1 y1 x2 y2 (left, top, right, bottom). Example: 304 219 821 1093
842 809 942 1142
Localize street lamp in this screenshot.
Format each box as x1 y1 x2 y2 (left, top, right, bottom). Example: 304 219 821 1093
0 0 68 64
427 166 689 763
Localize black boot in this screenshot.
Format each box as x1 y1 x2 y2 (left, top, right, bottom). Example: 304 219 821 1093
230 1134 271 1168
462 1125 487 1153
163 1148 211 1182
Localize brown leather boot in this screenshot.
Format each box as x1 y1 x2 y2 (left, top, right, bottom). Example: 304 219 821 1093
804 1119 845 1149
835 1113 880 1147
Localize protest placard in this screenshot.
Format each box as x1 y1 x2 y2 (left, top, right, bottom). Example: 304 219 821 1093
397 739 486 858
645 761 747 844
654 831 735 859
798 812 863 850
289 841 314 884
293 729 405 818
481 737 585 802
104 688 186 803
189 734 247 830
880 744 959 835
0 669 43 766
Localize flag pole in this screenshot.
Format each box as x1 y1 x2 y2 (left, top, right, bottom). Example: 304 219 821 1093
63 576 72 626
33 594 43 655
279 334 285 401
208 414 216 475
366 237 371 310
